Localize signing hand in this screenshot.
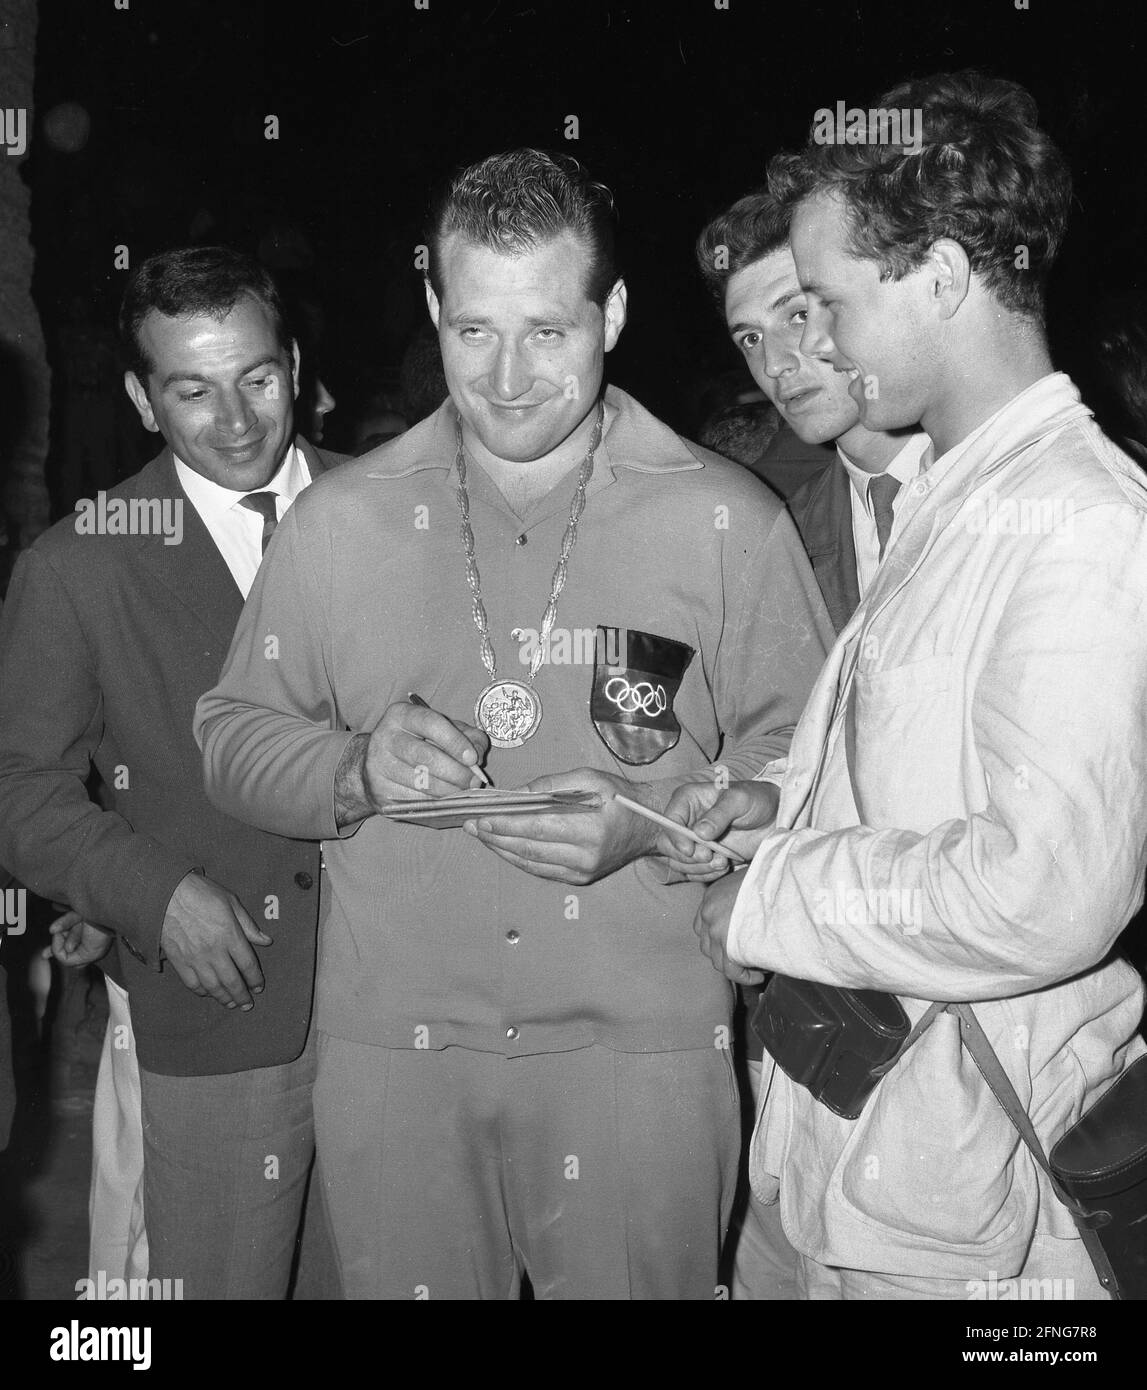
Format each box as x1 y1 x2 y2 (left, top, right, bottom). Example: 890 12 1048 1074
656 779 780 879
42 910 115 968
335 699 491 825
159 872 273 1010
465 768 660 885
695 870 765 985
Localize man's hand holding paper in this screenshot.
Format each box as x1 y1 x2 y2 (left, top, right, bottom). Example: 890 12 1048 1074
465 767 666 885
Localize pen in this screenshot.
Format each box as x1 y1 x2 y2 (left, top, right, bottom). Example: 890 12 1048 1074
407 692 492 786
611 791 748 865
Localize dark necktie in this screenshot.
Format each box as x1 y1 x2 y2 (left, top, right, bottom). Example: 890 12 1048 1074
238 491 280 555
868 473 901 562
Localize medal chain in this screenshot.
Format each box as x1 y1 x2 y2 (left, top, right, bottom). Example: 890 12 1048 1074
454 402 604 686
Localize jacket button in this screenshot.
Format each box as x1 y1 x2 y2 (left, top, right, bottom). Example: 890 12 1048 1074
295 871 314 890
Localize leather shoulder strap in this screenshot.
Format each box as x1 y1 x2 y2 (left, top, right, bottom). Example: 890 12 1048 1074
950 1002 1120 1298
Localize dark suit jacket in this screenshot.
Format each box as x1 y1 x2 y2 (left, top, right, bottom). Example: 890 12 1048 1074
0 439 339 1075
786 457 860 636
747 424 835 501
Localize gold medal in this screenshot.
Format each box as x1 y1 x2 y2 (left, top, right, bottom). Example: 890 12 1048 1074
454 403 604 749
475 679 543 748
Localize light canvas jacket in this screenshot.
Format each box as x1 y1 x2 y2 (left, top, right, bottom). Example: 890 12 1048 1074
727 374 1147 1278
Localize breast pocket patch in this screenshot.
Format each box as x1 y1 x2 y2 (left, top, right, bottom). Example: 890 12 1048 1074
590 626 695 765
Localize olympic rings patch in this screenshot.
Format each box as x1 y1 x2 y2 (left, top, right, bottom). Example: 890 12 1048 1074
603 676 668 716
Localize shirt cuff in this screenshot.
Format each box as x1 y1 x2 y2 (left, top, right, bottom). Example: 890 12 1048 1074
326 731 367 840
752 757 787 787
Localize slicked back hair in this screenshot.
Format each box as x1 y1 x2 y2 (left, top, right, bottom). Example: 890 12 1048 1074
695 189 793 308
426 148 619 309
119 246 294 385
770 70 1072 321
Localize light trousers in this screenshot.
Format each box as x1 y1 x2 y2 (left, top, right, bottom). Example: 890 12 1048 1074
730 1058 799 1300
313 1036 741 1300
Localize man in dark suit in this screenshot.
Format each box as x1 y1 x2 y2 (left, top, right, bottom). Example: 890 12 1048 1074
695 188 931 1299
697 188 930 637
0 247 338 1298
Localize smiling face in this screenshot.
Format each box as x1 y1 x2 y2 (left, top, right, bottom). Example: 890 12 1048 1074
125 294 299 491
789 190 936 433
724 245 861 445
427 230 626 466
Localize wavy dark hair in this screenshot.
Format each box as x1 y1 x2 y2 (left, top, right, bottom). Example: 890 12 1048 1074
769 71 1072 320
119 246 293 385
695 189 793 308
425 148 619 308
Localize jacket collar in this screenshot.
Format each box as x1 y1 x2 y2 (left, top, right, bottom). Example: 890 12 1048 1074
362 384 706 483
856 373 1091 629
298 435 335 477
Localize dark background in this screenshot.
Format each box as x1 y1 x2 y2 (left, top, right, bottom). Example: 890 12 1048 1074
24 0 1147 505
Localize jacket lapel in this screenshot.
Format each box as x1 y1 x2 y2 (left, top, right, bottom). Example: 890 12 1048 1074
129 450 244 645
789 461 861 635
815 463 861 633
129 436 340 644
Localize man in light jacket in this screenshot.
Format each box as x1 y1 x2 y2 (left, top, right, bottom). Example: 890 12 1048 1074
660 70 1147 1299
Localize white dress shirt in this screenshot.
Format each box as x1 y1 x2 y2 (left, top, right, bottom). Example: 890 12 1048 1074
838 432 932 597
174 445 311 599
